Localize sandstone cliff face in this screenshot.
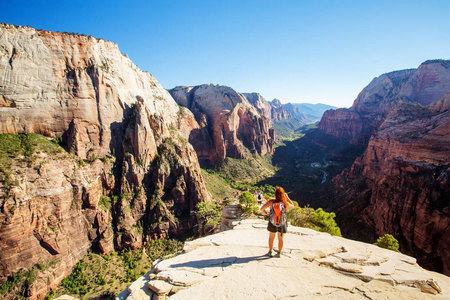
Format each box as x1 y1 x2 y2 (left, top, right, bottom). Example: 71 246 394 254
333 98 450 275
169 85 275 165
319 60 450 145
0 135 116 297
270 98 292 121
314 60 450 275
0 23 210 298
242 92 272 121
0 23 179 160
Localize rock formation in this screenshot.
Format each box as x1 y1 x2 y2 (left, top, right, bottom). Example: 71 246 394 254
269 98 292 121
0 23 210 298
313 60 450 275
119 218 450 299
334 96 450 275
169 85 275 165
242 92 272 121
319 60 450 145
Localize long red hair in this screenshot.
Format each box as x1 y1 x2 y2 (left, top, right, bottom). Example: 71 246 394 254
275 186 287 202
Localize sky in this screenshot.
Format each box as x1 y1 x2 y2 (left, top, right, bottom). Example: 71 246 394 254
1 0 449 108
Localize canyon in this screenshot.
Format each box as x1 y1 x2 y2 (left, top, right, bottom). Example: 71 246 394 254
316 60 450 275
1 21 449 299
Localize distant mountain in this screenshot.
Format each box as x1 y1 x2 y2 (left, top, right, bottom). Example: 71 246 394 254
284 102 337 123
267 99 336 137
170 86 275 165
288 103 338 120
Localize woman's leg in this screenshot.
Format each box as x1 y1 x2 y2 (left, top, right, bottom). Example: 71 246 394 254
277 232 284 253
268 232 276 252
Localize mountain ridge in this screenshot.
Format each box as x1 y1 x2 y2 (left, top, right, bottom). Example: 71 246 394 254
312 59 450 275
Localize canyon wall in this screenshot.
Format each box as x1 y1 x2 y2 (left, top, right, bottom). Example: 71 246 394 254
0 23 210 297
170 85 275 165
334 97 450 274
319 60 450 146
319 61 450 275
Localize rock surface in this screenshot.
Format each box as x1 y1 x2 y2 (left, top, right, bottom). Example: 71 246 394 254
0 23 210 298
334 98 450 275
319 60 450 145
169 85 275 165
311 59 450 276
120 219 450 299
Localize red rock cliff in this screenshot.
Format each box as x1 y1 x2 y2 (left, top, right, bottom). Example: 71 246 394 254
170 85 275 165
333 92 450 275
319 60 450 146
0 23 210 298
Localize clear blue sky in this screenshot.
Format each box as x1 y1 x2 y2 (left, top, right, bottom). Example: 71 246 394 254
2 0 449 107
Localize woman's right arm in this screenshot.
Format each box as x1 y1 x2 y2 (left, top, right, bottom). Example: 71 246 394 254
260 200 273 216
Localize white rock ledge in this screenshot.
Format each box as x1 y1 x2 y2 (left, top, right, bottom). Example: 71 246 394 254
119 219 450 299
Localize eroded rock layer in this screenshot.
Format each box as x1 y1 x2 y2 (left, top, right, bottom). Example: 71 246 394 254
0 23 210 298
319 60 450 146
334 97 450 275
169 85 275 165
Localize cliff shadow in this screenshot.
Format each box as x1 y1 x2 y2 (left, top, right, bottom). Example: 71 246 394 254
168 254 271 270
257 129 365 210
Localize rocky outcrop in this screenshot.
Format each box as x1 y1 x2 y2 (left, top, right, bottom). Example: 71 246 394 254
0 136 115 297
333 98 450 275
0 23 180 160
119 219 450 299
169 85 275 165
319 60 450 145
0 23 210 298
269 98 292 121
311 60 450 276
242 92 272 121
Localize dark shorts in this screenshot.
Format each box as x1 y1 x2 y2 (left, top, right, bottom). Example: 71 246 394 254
267 221 287 234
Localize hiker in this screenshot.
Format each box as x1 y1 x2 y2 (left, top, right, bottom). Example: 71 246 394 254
260 186 294 257
255 190 263 206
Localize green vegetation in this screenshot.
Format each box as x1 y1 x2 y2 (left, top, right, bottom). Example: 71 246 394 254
0 260 59 297
52 239 182 299
98 195 112 211
374 234 400 252
201 169 237 201
204 154 276 195
238 191 259 214
272 119 305 138
287 204 341 236
195 202 223 235
0 133 68 196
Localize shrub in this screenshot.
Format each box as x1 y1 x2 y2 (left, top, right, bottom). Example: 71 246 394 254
374 234 400 252
238 191 258 214
195 202 223 235
311 208 341 236
286 206 314 228
287 206 341 236
98 195 112 210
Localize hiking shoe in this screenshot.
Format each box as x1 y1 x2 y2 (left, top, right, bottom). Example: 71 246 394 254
268 251 273 257
275 252 281 258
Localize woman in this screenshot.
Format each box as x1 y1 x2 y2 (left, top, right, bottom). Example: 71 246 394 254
260 186 294 257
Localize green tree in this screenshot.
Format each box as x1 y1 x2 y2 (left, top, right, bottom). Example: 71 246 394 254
311 208 341 236
374 234 400 252
286 206 315 228
195 202 223 235
238 191 258 214
286 206 341 236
